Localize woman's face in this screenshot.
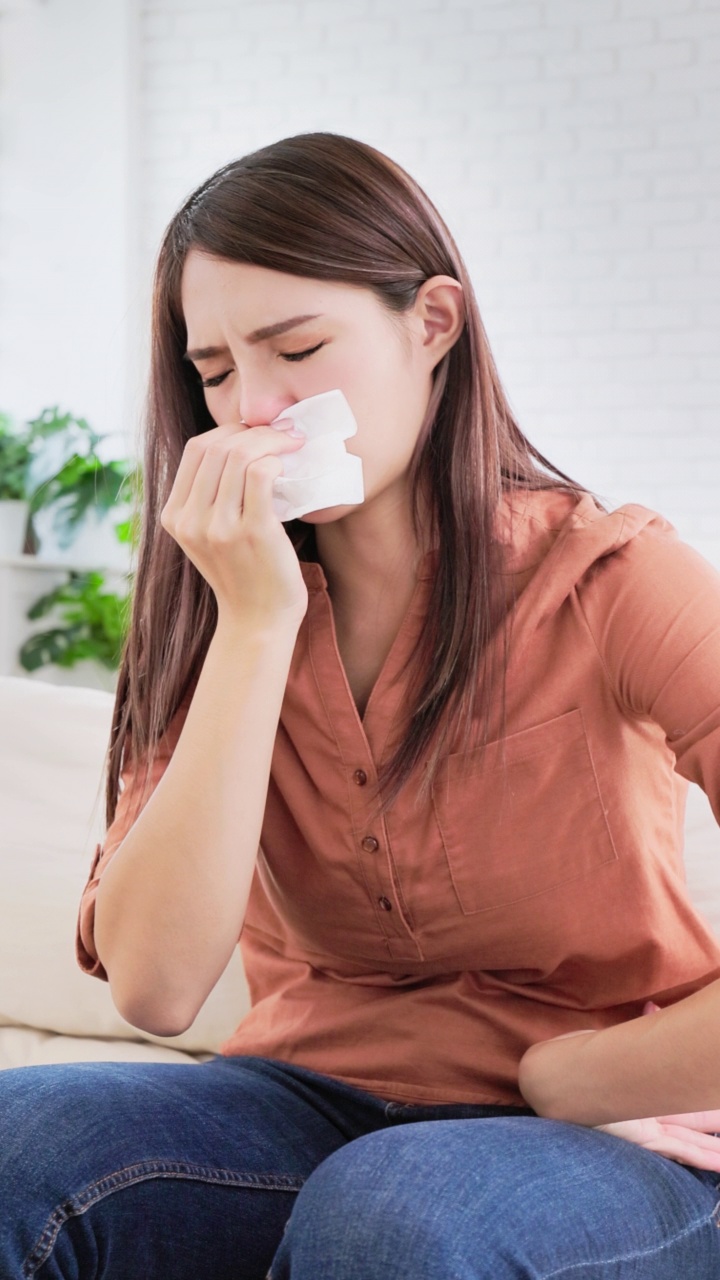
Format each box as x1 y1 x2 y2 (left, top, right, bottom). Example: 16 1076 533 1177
180 249 463 523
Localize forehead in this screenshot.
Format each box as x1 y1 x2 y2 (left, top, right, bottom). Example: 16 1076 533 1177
180 249 381 328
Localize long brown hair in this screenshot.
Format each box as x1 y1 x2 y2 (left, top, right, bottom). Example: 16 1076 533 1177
104 130 598 831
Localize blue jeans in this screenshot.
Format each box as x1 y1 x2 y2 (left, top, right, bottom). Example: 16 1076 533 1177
2 1054 720 1279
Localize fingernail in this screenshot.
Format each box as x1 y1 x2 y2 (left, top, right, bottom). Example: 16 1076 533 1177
271 418 297 431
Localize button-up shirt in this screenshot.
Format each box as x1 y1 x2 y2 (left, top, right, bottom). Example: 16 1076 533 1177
77 488 720 1105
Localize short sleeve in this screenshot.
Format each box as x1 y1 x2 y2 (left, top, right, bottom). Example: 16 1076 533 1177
578 517 720 823
75 690 194 980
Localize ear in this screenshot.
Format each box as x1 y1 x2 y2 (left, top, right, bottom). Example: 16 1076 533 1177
412 275 465 370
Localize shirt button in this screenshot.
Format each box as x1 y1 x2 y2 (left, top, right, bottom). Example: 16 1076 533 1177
353 769 368 786
361 836 379 853
378 896 393 911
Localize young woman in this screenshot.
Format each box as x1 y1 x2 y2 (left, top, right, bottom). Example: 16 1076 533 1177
3 130 720 1279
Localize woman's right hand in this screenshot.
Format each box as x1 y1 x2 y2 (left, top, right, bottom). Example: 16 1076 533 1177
160 417 308 629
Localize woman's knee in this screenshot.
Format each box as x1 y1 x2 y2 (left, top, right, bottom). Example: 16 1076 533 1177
0 1058 339 1280
0 1064 102 1180
270 1125 474 1279
0 1061 197 1275
269 1116 720 1280
0 1064 111 1276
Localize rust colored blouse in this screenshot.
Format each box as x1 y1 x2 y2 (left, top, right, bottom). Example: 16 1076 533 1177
76 489 720 1105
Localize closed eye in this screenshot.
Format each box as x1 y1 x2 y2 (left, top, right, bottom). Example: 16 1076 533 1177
280 342 325 363
200 371 231 388
199 342 325 389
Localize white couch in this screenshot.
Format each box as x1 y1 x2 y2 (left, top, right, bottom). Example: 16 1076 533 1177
0 674 251 1068
1 673 720 1071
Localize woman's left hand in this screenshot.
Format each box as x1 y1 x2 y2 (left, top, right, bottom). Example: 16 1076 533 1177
594 1111 720 1171
592 1002 720 1170
529 1002 720 1171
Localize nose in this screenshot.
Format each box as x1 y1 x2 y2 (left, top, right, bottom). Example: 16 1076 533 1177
230 349 303 424
237 402 293 429
238 405 297 429
236 382 293 429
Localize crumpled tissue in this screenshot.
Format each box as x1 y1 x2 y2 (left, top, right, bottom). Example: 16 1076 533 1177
270 389 364 521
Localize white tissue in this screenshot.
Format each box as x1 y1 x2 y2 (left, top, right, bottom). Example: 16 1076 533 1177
270 389 364 521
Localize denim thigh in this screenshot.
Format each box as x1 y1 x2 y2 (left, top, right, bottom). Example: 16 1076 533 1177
0 1053 396 1280
272 1114 720 1279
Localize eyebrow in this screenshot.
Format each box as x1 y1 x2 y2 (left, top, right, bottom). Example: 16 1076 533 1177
184 314 323 362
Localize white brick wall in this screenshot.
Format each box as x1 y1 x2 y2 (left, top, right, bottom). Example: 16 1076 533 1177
1 1 717 563
131 0 720 562
0 0 137 457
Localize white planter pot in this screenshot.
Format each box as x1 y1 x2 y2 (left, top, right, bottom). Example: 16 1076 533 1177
0 500 30 556
32 503 132 572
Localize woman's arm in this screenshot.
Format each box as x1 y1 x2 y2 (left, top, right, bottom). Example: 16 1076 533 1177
92 617 299 1037
519 977 720 1126
88 420 309 1036
520 518 720 1126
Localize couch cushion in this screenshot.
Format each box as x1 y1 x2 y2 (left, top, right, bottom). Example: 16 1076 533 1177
0 675 250 1052
0 1025 207 1069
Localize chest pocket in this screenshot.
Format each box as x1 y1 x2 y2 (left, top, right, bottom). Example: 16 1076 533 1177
432 707 618 915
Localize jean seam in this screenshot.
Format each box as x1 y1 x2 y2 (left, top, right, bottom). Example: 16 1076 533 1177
541 1195 720 1278
23 1159 305 1278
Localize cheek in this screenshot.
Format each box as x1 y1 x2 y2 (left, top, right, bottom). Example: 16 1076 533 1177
204 381 244 426
350 411 418 496
330 337 419 468
203 390 226 425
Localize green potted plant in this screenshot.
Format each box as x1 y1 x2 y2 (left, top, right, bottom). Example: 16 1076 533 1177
18 569 134 688
18 475 142 689
23 406 141 563
0 412 39 555
0 405 141 561
1 404 143 688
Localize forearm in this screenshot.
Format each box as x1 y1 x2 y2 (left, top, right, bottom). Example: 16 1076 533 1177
518 976 720 1126
94 616 298 1035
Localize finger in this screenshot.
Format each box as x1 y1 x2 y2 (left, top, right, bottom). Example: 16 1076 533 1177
596 1119 657 1144
182 425 302 517
241 453 285 525
187 436 246 513
163 423 246 516
660 1124 720 1149
212 424 302 519
644 1137 720 1173
656 1111 720 1132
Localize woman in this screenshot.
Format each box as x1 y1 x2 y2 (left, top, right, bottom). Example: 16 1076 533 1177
3 130 720 1279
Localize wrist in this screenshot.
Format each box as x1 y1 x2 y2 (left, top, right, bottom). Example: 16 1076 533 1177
215 609 304 647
